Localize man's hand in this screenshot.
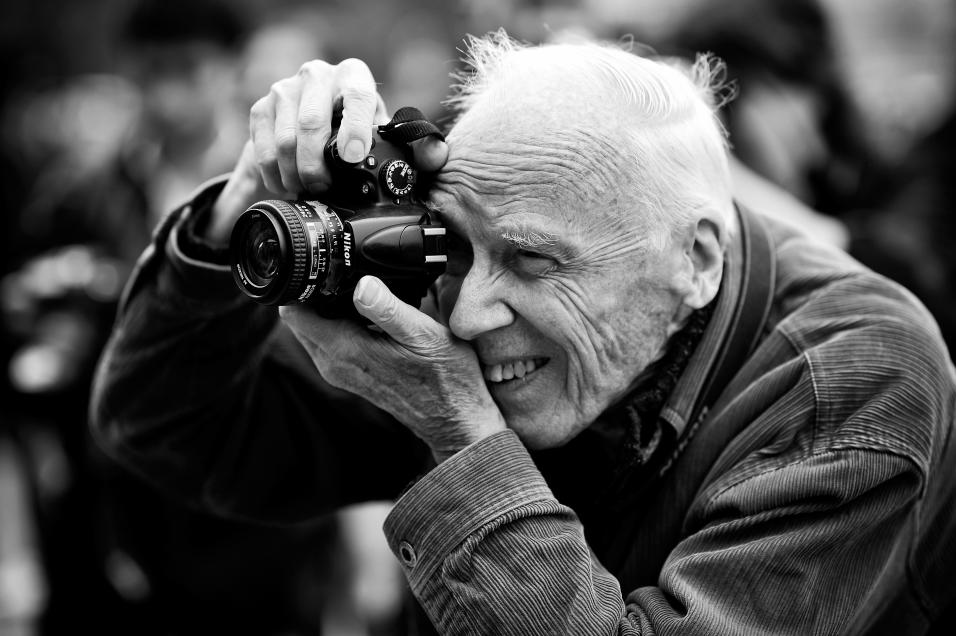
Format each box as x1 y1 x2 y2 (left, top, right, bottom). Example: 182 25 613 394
203 58 449 245
279 276 507 463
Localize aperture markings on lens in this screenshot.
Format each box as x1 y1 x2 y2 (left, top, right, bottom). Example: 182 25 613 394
306 221 325 281
320 210 345 294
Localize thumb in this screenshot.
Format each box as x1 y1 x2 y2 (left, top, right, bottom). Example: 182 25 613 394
410 136 449 172
353 276 444 350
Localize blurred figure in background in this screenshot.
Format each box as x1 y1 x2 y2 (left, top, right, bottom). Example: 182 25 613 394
381 10 459 126
657 0 956 354
849 93 956 354
1 33 50 634
237 7 336 112
829 0 956 355
660 0 893 218
114 0 248 227
1 17 148 636
0 434 47 636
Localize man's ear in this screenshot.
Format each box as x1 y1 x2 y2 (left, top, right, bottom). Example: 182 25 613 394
679 216 724 310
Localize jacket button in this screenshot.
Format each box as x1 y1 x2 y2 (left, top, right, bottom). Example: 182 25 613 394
398 541 417 567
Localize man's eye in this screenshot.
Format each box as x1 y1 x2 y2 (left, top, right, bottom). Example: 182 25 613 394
515 250 556 273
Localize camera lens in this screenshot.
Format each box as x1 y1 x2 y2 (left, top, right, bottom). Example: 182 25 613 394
229 196 446 316
230 200 345 306
242 216 282 287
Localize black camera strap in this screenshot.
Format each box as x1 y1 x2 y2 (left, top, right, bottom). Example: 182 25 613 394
378 107 445 144
690 204 776 434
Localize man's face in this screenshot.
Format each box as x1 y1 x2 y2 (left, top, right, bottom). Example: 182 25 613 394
429 109 690 449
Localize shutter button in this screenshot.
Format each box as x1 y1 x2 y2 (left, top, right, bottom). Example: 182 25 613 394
398 541 417 567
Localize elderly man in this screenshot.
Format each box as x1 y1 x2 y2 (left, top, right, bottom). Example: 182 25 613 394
91 33 956 634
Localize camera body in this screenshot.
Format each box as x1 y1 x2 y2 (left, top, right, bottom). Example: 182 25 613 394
230 127 446 320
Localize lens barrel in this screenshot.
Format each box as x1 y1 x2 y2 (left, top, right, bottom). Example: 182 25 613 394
230 198 446 314
230 199 345 306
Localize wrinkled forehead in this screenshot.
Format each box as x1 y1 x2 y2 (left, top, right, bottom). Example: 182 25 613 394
429 105 626 231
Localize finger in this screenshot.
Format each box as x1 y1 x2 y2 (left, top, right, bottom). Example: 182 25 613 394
207 140 268 244
410 136 449 172
249 95 284 194
271 77 306 195
353 276 445 350
333 58 379 163
295 60 335 193
278 305 369 387
278 303 320 344
278 304 353 354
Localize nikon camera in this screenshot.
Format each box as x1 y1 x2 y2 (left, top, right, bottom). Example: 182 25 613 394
229 109 447 320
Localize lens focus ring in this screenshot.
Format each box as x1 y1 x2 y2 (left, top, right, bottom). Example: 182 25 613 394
273 203 309 304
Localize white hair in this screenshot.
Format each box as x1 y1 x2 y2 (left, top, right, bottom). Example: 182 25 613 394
446 30 738 248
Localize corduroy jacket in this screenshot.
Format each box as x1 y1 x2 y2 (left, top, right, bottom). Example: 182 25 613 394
91 177 956 635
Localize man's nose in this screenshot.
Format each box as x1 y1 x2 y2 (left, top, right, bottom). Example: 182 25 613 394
448 264 514 341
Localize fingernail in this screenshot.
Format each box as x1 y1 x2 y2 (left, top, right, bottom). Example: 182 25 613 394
343 139 366 163
355 277 384 308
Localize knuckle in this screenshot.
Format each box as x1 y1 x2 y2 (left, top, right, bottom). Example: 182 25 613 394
377 298 399 324
249 97 270 122
322 372 346 390
339 85 376 111
273 129 298 155
297 165 326 188
418 328 442 348
269 77 295 98
337 57 370 75
255 149 277 172
297 161 325 183
298 59 332 79
297 107 329 134
312 355 345 387
319 346 350 377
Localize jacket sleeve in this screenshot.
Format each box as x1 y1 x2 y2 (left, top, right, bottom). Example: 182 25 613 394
383 430 921 635
89 178 429 524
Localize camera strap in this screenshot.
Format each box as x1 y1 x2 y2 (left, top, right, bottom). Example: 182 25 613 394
690 204 776 434
378 107 446 144
604 203 777 590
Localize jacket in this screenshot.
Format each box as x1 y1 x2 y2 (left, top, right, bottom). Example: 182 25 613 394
91 177 956 634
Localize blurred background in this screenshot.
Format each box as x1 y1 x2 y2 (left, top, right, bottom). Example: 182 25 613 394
1 0 953 634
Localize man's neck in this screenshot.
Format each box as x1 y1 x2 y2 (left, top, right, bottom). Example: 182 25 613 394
589 300 717 466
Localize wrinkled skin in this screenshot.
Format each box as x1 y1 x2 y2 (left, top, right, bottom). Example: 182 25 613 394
428 111 698 448
206 56 721 460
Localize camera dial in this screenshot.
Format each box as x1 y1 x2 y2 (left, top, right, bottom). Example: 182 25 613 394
381 159 415 197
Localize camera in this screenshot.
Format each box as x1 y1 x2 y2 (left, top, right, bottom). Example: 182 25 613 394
229 118 446 320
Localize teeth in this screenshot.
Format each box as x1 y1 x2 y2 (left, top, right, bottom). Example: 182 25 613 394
483 358 543 383
513 360 526 378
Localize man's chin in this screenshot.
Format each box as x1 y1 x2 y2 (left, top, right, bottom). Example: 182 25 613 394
504 413 586 451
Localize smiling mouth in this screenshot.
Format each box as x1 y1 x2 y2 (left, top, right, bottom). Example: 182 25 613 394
482 358 549 384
